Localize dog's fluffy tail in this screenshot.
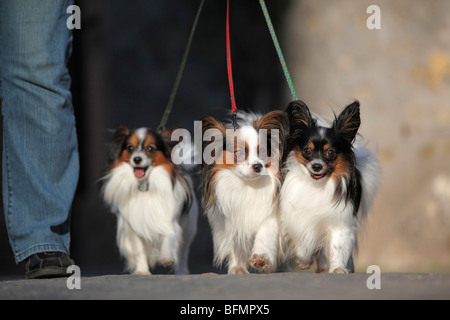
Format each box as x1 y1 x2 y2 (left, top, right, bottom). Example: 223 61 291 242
354 144 380 219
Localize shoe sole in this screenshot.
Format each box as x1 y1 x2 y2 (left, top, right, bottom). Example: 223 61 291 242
25 267 70 280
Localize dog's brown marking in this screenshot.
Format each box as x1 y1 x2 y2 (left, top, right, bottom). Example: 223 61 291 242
330 154 350 181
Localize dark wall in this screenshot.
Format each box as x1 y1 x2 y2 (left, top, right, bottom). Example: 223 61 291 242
0 0 290 277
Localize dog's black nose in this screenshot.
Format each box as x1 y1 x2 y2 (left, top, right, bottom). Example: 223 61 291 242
134 157 142 165
252 163 263 173
312 163 323 172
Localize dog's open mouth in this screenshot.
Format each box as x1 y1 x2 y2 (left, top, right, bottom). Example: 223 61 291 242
134 167 148 179
311 173 326 180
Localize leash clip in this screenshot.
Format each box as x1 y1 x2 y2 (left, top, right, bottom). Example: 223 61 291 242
232 111 239 129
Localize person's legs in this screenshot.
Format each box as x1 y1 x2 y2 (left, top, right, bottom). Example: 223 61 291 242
0 0 79 267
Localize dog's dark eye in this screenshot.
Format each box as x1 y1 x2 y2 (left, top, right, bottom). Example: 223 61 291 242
145 146 155 153
235 149 244 158
126 145 135 153
325 148 336 160
302 147 312 158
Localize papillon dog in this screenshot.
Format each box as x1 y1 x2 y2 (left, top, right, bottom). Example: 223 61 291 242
201 111 289 274
101 126 198 275
279 100 379 273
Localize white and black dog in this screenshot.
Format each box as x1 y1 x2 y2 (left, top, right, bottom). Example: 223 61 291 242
280 100 379 273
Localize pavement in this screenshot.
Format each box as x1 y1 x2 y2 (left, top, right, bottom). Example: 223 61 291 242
0 272 449 300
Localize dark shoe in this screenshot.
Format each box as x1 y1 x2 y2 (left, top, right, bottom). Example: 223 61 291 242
24 252 75 279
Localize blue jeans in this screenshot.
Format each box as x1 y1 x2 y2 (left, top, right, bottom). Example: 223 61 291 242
0 0 79 263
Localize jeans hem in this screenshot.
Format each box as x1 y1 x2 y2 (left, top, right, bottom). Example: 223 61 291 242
15 244 70 264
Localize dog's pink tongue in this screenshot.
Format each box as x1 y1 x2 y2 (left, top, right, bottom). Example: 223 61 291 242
134 168 145 178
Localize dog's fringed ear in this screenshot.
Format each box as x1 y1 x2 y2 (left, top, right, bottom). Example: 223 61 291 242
106 125 130 167
112 125 130 147
333 100 361 144
159 126 182 155
257 110 290 133
201 116 227 149
201 116 227 167
256 110 290 159
285 100 315 135
201 116 226 135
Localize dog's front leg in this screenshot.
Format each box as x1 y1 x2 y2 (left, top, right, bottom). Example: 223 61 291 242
328 223 356 274
117 217 151 275
249 216 278 273
228 249 250 275
159 230 180 268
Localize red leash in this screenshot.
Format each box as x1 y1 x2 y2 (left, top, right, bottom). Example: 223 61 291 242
226 0 238 128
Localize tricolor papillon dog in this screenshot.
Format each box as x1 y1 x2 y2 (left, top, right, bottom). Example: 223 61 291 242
101 126 198 275
280 100 379 273
201 111 289 274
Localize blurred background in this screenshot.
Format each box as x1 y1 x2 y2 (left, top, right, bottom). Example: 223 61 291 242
1 0 449 278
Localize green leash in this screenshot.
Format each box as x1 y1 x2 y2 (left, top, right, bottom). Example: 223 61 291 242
259 0 298 101
158 0 205 131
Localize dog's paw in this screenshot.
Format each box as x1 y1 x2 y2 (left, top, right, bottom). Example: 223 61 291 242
159 255 176 267
249 254 272 272
132 270 151 275
315 265 328 273
229 266 249 274
331 267 348 274
295 257 312 270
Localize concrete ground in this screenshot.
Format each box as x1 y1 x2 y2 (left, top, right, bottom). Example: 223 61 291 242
0 272 448 300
